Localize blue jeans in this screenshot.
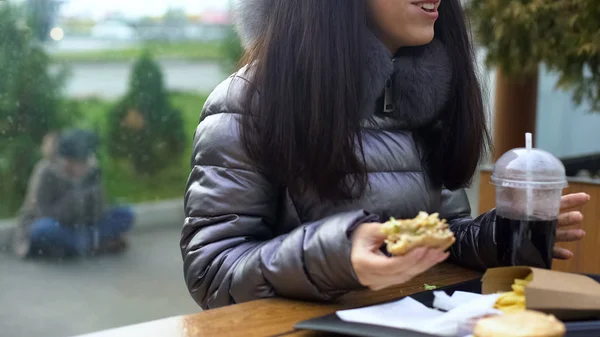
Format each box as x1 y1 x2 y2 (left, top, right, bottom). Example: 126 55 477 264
29 207 134 256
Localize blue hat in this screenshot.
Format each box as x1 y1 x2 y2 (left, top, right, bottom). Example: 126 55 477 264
57 129 99 160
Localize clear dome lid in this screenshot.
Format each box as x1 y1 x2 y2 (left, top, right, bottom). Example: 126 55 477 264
491 133 567 190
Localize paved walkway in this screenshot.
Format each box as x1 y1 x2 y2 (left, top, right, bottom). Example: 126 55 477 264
55 61 227 99
0 227 199 337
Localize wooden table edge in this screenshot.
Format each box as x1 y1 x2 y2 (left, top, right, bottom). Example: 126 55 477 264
74 263 481 337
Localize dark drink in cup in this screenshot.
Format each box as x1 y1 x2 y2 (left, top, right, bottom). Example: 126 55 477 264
491 133 567 269
495 216 557 269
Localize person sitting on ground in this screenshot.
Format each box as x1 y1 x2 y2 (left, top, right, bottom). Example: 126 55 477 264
14 129 134 258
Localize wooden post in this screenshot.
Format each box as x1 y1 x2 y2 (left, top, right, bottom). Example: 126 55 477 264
492 67 539 161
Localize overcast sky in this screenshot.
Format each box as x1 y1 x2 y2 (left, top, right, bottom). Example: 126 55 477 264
59 0 230 19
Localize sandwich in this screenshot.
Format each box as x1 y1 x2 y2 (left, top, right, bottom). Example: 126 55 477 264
380 211 456 256
474 310 566 337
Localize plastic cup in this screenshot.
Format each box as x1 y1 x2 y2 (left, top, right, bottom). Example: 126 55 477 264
491 133 568 269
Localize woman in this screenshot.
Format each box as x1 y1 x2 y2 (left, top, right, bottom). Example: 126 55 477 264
181 0 588 309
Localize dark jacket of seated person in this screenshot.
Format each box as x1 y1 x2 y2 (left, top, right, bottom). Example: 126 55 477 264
14 129 133 258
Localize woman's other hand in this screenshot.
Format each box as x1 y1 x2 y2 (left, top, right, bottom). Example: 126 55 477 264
351 222 448 291
554 193 590 260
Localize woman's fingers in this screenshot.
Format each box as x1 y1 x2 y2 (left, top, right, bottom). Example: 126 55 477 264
556 228 586 242
351 223 451 291
365 248 448 290
373 250 448 290
557 211 583 228
362 247 429 277
352 248 415 286
560 193 590 211
553 246 574 260
402 249 447 278
556 210 585 243
354 222 388 248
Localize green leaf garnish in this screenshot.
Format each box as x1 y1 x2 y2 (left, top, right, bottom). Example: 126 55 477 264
424 284 438 290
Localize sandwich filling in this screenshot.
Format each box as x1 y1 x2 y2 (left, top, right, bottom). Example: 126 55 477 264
381 212 456 255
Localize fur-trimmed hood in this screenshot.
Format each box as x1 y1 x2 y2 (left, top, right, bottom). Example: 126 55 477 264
231 0 452 128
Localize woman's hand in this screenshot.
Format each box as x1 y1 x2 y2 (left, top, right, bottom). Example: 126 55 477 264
351 222 448 291
554 193 590 260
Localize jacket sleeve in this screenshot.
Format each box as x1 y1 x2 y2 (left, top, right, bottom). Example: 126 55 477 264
181 113 375 310
438 188 499 270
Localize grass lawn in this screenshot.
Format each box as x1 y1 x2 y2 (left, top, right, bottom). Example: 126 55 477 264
53 41 224 63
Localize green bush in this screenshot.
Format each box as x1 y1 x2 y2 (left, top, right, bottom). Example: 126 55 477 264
67 92 206 208
107 51 186 174
0 4 75 217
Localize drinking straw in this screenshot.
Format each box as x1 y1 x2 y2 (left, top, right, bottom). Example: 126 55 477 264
525 133 533 219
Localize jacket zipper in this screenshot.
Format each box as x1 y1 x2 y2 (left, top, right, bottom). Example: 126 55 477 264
383 58 396 113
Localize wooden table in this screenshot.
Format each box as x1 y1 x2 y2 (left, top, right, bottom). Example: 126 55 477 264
77 263 480 337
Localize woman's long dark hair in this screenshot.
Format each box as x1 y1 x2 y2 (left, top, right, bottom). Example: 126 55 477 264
239 0 489 200
420 0 491 190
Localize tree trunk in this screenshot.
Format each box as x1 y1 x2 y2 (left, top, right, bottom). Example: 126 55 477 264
493 67 539 161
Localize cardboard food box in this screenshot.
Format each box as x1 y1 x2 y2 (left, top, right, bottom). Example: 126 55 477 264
482 266 600 321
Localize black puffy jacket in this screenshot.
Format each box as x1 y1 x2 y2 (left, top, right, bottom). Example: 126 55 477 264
181 0 498 310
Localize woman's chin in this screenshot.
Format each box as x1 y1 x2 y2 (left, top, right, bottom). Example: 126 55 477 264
408 32 435 46
397 29 435 47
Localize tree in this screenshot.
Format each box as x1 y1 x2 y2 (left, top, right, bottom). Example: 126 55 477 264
163 8 187 25
27 0 58 42
545 1 600 113
220 24 244 73
0 3 74 216
467 0 600 112
466 0 600 159
220 1 244 73
107 51 185 174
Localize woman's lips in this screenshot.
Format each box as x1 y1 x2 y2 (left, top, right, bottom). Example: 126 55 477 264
410 0 440 19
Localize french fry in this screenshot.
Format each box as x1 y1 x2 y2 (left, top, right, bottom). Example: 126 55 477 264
496 293 526 306
514 278 529 286
512 283 526 295
494 273 533 313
